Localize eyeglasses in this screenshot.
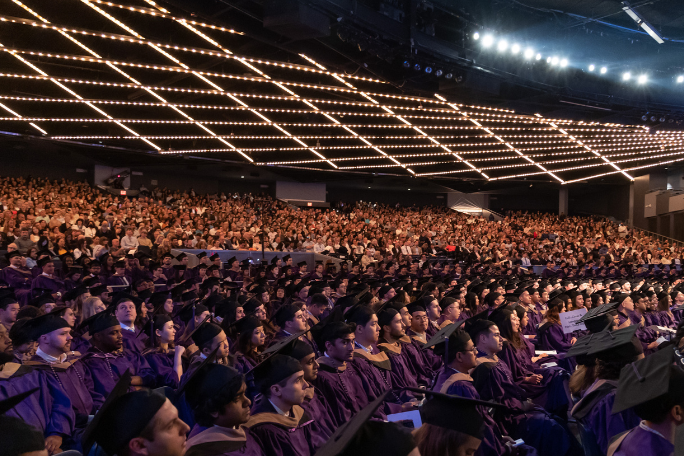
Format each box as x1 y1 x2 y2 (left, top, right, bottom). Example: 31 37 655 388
461 347 479 354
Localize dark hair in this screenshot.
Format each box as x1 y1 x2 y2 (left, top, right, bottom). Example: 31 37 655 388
346 306 375 327
595 358 635 381
320 322 356 349
236 324 263 362
309 293 328 308
414 423 471 456
464 292 478 316
498 311 523 351
193 375 245 427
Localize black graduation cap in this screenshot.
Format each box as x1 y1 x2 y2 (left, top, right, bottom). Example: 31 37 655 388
5 250 22 260
196 251 207 260
423 320 468 358
200 277 220 290
0 388 40 415
613 345 684 417
28 292 55 308
183 317 219 346
270 256 279 265
87 311 120 335
82 371 167 456
37 256 54 268
297 261 307 267
314 390 415 456
29 313 71 339
282 254 291 261
584 325 641 362
407 387 506 440
209 253 220 261
183 353 243 408
175 252 187 262
261 330 309 358
248 353 305 391
173 264 187 271
63 286 89 302
406 300 427 315
576 302 619 333
88 284 109 296
226 256 237 265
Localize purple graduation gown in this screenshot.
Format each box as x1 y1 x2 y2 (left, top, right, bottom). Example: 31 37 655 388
234 353 260 376
432 366 538 456
185 425 265 456
397 335 433 386
80 347 156 397
25 353 104 425
144 348 180 389
611 424 674 456
377 340 421 393
31 274 65 295
350 346 402 405
300 386 336 439
0 266 33 305
120 327 148 354
312 357 384 426
497 341 570 414
471 359 579 456
570 379 640 455
245 395 327 456
406 330 442 372
0 363 75 437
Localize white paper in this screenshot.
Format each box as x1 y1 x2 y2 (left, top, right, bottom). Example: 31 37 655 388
541 362 558 368
387 410 422 429
560 308 588 334
535 350 557 355
656 336 668 345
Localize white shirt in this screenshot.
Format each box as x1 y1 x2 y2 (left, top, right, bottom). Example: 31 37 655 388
268 399 290 417
36 347 67 363
119 322 136 332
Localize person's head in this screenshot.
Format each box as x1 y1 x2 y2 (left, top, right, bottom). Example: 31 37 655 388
235 316 265 355
195 323 231 359
154 317 176 345
468 320 502 355
90 317 123 353
36 318 73 355
408 302 429 333
7 251 23 267
440 297 461 323
0 297 20 327
274 304 307 333
424 296 441 321
0 415 47 456
115 299 137 327
441 330 478 371
259 355 307 409
615 293 635 313
320 321 355 363
308 293 328 318
188 365 250 429
348 306 380 346
378 309 405 340
96 393 189 456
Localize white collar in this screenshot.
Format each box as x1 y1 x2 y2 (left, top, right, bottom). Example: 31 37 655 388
41 272 54 278
268 399 290 417
119 322 136 332
36 347 67 363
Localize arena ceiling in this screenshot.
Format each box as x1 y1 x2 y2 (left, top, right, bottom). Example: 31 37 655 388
1 0 684 185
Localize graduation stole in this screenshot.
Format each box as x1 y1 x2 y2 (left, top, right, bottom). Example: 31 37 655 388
316 356 347 373
409 332 428 345
377 340 403 355
244 404 311 429
24 354 82 372
352 348 391 371
439 372 473 394
438 319 454 330
185 426 247 456
0 362 24 379
306 311 319 326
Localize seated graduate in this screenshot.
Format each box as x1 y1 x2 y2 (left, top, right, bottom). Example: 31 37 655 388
143 314 185 389
0 390 51 456
376 308 421 392
232 315 266 375
0 355 75 455
26 312 104 446
468 317 582 456
83 373 190 456
314 391 418 456
405 299 442 372
80 311 156 397
438 296 462 328
182 321 232 384
489 305 571 416
245 354 327 456
569 326 643 455
610 346 684 456
113 293 149 354
181 356 263 456
9 317 37 363
429 325 538 456
312 320 384 425
261 332 337 439
536 296 577 372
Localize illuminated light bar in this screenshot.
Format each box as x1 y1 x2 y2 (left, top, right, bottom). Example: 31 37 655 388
0 102 47 135
535 114 634 181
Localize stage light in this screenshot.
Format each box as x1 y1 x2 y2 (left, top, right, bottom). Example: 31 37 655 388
546 57 551 63
497 40 508 52
524 48 534 59
560 58 568 67
660 116 666 122
622 2 664 44
402 60 411 68
511 44 521 54
473 32 480 40
444 73 453 79
678 76 684 83
413 63 421 71
600 67 608 74
642 115 648 121
637 74 648 84
435 69 443 77
482 35 494 47
588 64 595 72
536 53 542 60
550 56 559 66
623 72 631 81
651 116 657 122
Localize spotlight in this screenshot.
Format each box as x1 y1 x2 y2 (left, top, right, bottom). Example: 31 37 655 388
444 73 454 79
588 64 595 72
482 35 494 47
560 58 568 67
424 66 433 74
669 119 675 123
546 57 552 63
497 39 508 52
435 69 443 77
641 115 648 121
660 116 666 122
600 67 608 74
550 56 559 66
402 60 411 68
650 116 657 122
623 72 631 81
473 32 480 40
637 74 648 84
511 44 521 54
524 48 534 59
678 76 684 83
413 63 421 71
536 53 542 60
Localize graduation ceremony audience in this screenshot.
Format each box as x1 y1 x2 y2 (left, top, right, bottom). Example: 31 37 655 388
2 173 684 456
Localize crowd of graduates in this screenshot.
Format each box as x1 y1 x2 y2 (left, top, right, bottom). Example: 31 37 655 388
1 175 684 456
